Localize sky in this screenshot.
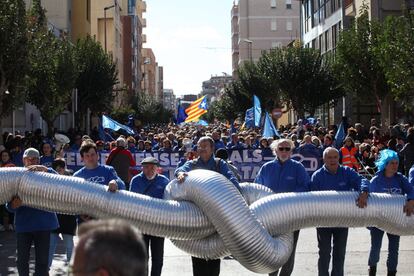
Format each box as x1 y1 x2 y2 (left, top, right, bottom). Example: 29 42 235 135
144 0 234 96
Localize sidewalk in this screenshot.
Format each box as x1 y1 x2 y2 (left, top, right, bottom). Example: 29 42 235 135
1 228 413 275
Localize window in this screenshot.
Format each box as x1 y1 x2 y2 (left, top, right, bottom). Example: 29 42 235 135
271 20 277 31
286 0 292 9
271 0 277 8
272 41 282 48
86 0 90 22
286 20 292 31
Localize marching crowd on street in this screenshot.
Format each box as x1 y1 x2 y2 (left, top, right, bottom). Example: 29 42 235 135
1 117 414 276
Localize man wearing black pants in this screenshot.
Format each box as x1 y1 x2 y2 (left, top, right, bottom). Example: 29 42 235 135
130 157 169 276
175 137 241 276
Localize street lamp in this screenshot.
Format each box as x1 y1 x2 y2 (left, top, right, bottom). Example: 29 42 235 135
104 4 116 53
243 39 253 62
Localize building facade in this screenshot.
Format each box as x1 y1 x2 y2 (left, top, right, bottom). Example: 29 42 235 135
299 0 410 127
200 75 233 104
163 89 176 111
232 0 300 76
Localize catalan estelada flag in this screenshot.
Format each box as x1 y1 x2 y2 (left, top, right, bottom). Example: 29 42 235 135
185 96 208 123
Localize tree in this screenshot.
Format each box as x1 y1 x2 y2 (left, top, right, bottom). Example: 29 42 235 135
74 35 118 129
124 93 174 126
26 1 77 135
266 47 343 118
378 11 414 110
208 81 251 122
0 0 28 118
335 6 390 127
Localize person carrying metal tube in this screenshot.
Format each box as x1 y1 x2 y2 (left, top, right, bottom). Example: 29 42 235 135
310 147 369 276
254 138 311 276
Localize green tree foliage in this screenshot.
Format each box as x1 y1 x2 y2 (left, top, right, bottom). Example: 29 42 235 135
0 0 28 118
214 46 342 121
267 47 343 118
135 93 173 124
335 6 390 125
26 1 77 135
378 10 414 110
74 35 118 125
208 82 251 122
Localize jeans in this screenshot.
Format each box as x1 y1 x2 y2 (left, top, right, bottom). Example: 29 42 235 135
48 233 74 268
368 227 400 272
269 230 300 276
16 231 50 276
317 227 348 276
143 235 165 276
191 257 220 276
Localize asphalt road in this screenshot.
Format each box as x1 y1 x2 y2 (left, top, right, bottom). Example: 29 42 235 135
1 228 413 276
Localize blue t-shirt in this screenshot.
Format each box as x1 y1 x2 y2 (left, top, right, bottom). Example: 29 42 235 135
130 173 169 199
370 171 414 200
40 155 54 167
255 158 310 193
73 165 126 190
310 165 369 192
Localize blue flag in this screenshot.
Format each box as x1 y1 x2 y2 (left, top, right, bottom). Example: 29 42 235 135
245 107 255 128
102 115 135 135
253 95 262 127
196 119 209 126
334 122 345 148
263 112 280 138
98 121 115 142
176 103 188 124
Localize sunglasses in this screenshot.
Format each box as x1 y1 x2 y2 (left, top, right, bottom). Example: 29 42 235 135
278 147 291 152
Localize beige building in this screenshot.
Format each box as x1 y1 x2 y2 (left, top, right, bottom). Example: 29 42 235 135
141 48 156 97
232 0 300 75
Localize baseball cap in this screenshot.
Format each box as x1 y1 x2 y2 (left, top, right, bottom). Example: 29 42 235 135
141 157 159 166
23 148 40 158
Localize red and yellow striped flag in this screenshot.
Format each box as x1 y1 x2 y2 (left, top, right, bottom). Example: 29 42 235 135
185 96 208 123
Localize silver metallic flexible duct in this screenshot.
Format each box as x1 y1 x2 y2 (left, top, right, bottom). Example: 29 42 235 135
1 167 414 274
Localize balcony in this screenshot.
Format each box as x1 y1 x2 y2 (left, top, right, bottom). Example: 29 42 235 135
138 1 147 13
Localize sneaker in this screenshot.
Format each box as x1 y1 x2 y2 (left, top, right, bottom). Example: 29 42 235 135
0 225 5 232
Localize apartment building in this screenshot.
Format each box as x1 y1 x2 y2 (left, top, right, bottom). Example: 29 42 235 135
232 0 300 75
163 89 176 112
300 0 412 126
200 75 233 104
2 0 148 135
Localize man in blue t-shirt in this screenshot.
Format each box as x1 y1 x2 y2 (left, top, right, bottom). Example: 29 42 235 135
311 147 368 276
130 157 169 276
7 148 59 276
73 140 125 222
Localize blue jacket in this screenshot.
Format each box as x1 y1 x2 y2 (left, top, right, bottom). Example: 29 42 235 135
310 165 369 192
226 141 246 150
130 173 169 199
370 171 414 200
73 165 126 190
214 139 226 150
255 159 310 193
6 168 59 233
175 156 241 191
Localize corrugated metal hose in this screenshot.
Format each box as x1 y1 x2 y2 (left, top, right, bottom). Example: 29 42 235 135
1 167 413 274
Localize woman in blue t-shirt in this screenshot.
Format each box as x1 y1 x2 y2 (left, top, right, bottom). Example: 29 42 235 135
367 149 414 276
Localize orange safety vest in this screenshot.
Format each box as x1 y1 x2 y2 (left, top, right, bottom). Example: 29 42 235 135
340 147 360 170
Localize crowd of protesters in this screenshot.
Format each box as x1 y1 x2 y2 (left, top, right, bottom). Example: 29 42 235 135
1 116 414 276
